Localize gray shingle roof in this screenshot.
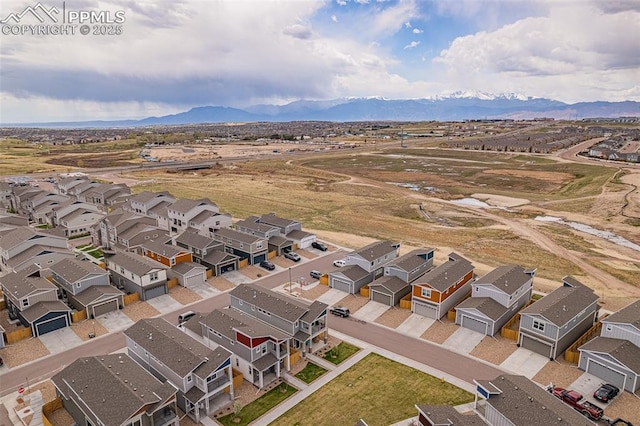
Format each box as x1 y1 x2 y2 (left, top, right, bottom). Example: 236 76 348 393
52 354 177 426
456 297 508 321
475 264 534 295
107 251 166 276
354 240 399 261
579 336 640 374
230 283 319 323
141 240 187 258
73 285 124 306
5 245 73 268
169 198 217 214
171 261 206 275
389 249 433 272
415 405 483 425
0 227 37 250
286 229 314 240
175 230 217 250
334 265 370 281
369 276 409 295
49 258 108 284
199 308 290 341
603 300 640 329
235 218 277 233
521 277 598 326
215 227 265 244
300 300 328 323
259 212 298 228
21 300 71 322
415 252 473 292
202 250 238 264
0 268 57 299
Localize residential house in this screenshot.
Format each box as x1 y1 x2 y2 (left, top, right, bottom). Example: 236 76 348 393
518 276 599 360
174 229 239 275
54 176 89 195
235 216 293 255
455 265 535 335
329 240 400 294
0 266 71 336
578 300 640 392
140 239 192 267
229 283 328 354
415 404 483 426
10 186 48 216
4 244 75 273
368 249 434 306
167 262 207 288
52 354 180 426
412 253 474 319
81 183 131 210
0 226 69 272
125 191 176 216
106 251 168 300
124 318 234 423
165 198 221 234
49 257 124 318
55 204 106 237
183 308 291 389
213 228 268 265
285 228 316 250
26 192 70 224
97 208 158 249
474 374 594 426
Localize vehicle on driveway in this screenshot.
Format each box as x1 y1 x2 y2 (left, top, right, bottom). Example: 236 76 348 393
310 270 322 279
259 260 276 271
329 306 350 317
284 251 301 262
333 259 346 267
593 383 619 403
547 385 604 420
312 241 327 251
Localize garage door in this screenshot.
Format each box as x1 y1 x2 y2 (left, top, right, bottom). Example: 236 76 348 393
521 335 553 359
413 301 438 319
184 272 204 288
461 315 488 335
253 254 266 264
143 284 167 300
332 278 351 293
371 290 392 306
587 359 627 391
92 299 118 318
221 264 235 273
35 315 67 336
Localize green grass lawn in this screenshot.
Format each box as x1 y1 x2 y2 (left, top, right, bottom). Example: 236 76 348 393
217 383 297 426
275 353 474 426
294 362 327 384
86 249 104 258
323 342 360 365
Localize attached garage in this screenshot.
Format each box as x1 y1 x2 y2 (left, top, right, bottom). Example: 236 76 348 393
252 253 266 265
586 360 627 391
331 278 352 293
460 315 488 335
143 284 167 300
520 334 554 359
35 314 69 336
169 262 206 288
578 336 640 393
371 289 392 305
92 299 119 318
413 300 438 319
21 301 71 337
74 285 124 319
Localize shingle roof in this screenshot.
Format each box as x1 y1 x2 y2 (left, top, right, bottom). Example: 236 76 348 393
5 245 73 268
456 297 508 321
200 308 290 341
49 258 108 284
475 264 533 295
176 230 215 249
124 318 230 378
230 283 322 323
51 354 177 426
171 261 206 275
300 300 328 323
521 277 598 326
579 336 640 374
73 285 124 306
353 240 398 261
215 227 265 244
415 405 484 425
235 218 278 233
332 265 370 282
202 250 238 264
21 300 71 322
286 229 314 240
603 300 640 329
0 227 37 250
259 212 298 228
390 249 433 272
415 252 473 292
142 240 187 258
0 268 57 299
369 276 410 295
107 251 166 276
169 198 217 214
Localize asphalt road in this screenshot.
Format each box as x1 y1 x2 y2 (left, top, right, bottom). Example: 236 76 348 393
0 249 503 397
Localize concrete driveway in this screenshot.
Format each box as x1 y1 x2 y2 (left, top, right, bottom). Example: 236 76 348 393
499 347 549 378
145 294 183 313
568 372 608 409
442 327 485 354
396 314 435 338
97 310 135 332
316 289 349 307
221 270 250 285
352 301 389 322
189 283 221 298
39 327 84 354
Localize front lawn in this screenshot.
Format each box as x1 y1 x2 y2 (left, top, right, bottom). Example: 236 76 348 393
217 383 297 426
323 342 360 365
294 362 327 384
275 353 474 426
86 249 104 259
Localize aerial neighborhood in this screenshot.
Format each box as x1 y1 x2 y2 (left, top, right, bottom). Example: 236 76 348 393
0 174 637 425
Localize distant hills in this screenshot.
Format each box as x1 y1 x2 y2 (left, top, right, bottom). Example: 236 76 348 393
4 93 640 128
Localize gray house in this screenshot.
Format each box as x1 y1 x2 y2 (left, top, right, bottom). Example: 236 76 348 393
229 283 328 354
125 318 234 423
213 228 268 265
49 257 124 318
518 276 599 360
183 308 290 389
578 300 640 392
415 404 482 426
106 251 168 300
456 265 535 336
174 229 239 276
369 249 434 306
52 354 179 426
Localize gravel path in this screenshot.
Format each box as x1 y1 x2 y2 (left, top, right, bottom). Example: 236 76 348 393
70 320 110 341
123 301 160 322
421 319 458 344
169 286 202 305
374 308 412 329
0 337 50 367
470 335 518 365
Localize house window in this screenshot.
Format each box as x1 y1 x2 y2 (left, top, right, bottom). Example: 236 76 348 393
236 358 239 367
22 299 29 307
120 267 124 274
76 283 81 288
256 242 263 249
149 272 158 281
421 288 431 298
255 346 261 354
170 258 176 266
533 320 545 332
187 375 192 383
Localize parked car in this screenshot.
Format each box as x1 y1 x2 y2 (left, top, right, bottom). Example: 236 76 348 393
310 270 322 279
329 306 350 317
593 383 620 403
333 259 346 267
0 355 3 367
284 251 301 262
312 241 327 251
259 260 276 271
547 386 604 420
178 311 196 325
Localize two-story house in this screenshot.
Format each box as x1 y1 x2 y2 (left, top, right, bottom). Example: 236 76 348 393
183 308 291 389
257 212 317 250
52 354 180 426
124 318 234 423
106 251 168 300
329 240 400 294
518 276 599 360
0 265 71 336
81 183 131 209
213 228 268 265
455 265 535 336
174 230 239 276
0 226 70 273
165 198 221 234
125 191 176 216
56 205 106 237
97 208 158 249
49 257 124 319
412 252 474 319
235 216 293 255
28 192 70 224
54 176 89 195
578 300 640 392
368 248 434 306
229 283 328 354
140 239 192 267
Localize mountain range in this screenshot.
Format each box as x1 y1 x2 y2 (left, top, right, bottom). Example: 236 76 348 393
4 93 640 128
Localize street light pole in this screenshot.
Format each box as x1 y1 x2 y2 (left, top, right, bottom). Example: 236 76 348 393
289 267 292 293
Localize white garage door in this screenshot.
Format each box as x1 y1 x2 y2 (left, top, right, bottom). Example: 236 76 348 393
461 315 488 335
413 301 438 319
332 278 351 293
587 359 627 391
184 272 205 288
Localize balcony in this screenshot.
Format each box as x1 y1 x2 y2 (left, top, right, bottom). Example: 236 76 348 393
207 376 231 393
152 406 178 426
311 322 326 335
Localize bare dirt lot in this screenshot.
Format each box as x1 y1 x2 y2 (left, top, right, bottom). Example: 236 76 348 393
0 337 49 368
168 286 202 305
123 301 160 322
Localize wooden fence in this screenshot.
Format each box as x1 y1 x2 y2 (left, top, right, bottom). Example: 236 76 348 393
0 299 5 310
289 347 301 366
500 300 534 341
447 309 456 321
359 286 370 298
238 259 248 269
167 278 179 289
71 310 87 323
399 293 412 310
43 397 63 415
206 269 214 278
319 275 328 286
6 327 32 344
267 250 277 260
123 292 140 306
224 369 245 394
564 313 608 364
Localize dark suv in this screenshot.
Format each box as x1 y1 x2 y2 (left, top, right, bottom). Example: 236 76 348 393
593 384 619 403
259 260 276 271
312 241 327 251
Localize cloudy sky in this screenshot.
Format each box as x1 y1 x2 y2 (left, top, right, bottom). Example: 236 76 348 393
1 0 638 123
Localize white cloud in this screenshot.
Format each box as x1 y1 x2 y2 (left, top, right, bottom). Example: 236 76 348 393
331 14 338 22
404 21 411 28
404 41 420 49
412 27 423 34
336 0 347 6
